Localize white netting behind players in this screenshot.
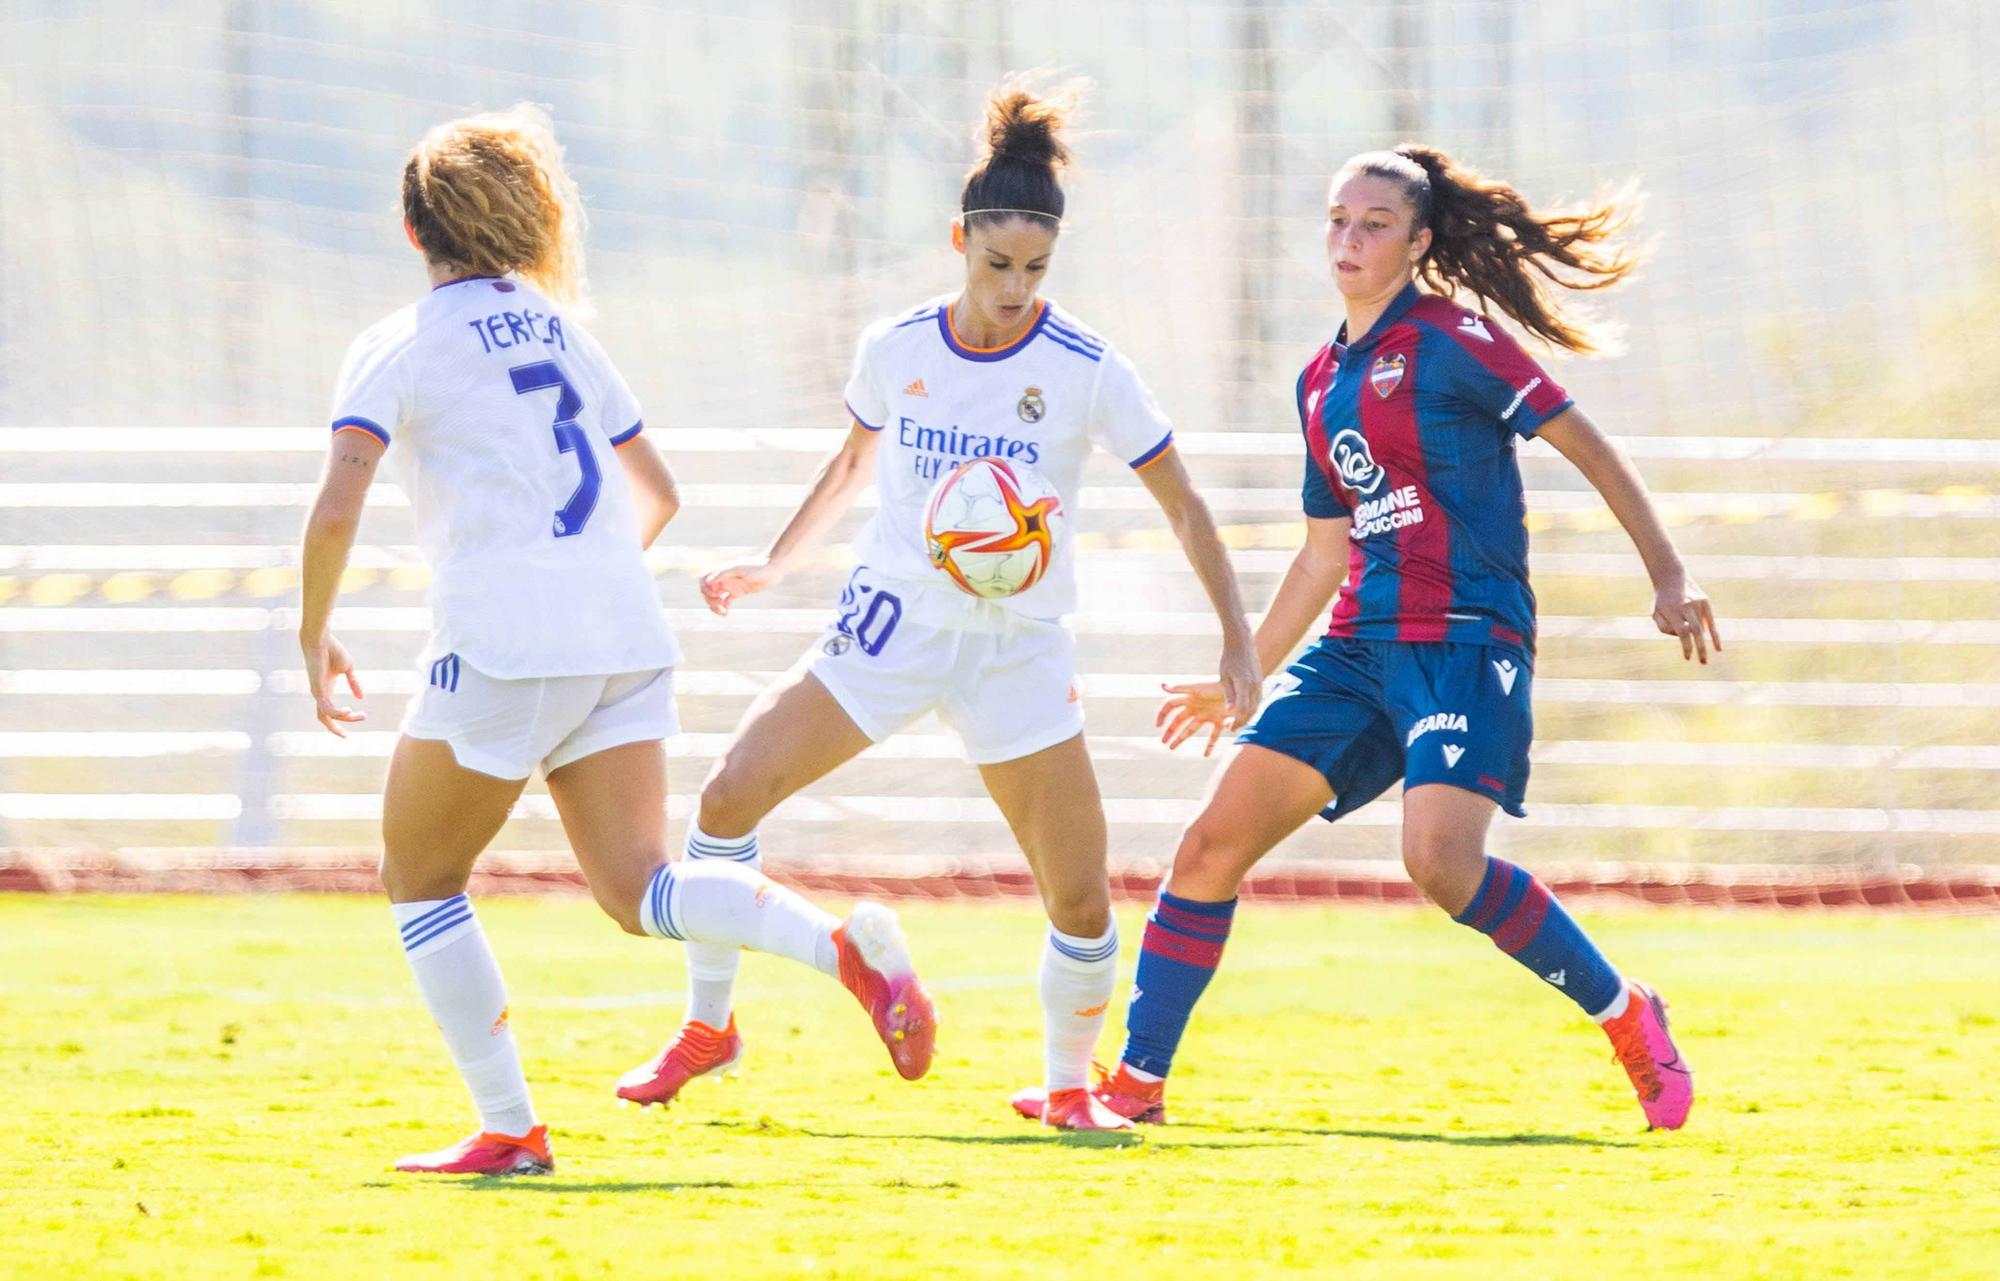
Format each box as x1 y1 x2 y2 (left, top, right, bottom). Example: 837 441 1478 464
1 2 1997 905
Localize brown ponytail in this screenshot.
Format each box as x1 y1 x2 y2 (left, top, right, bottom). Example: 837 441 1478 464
1344 145 1641 353
401 104 588 306
961 76 1085 230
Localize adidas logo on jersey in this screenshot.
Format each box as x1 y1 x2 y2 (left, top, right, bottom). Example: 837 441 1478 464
903 378 928 397
1492 658 1519 695
1458 314 1494 343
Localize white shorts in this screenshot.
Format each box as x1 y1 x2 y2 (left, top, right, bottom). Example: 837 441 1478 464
401 653 681 780
805 566 1084 765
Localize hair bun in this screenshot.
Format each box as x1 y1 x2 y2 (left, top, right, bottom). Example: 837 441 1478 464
978 78 1081 171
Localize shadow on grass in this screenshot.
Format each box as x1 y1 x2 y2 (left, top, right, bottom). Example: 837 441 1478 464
445 1178 746 1193
1177 1123 1637 1150
703 1120 1150 1150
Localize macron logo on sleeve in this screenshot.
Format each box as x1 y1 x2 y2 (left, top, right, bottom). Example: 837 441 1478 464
1458 314 1494 342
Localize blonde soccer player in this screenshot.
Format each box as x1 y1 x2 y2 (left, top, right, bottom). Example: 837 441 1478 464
614 80 1262 1133
301 106 936 1177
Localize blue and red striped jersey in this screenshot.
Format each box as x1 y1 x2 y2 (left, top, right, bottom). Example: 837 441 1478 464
1296 282 1572 655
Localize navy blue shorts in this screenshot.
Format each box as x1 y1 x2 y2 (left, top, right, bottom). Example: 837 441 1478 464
1234 636 1534 820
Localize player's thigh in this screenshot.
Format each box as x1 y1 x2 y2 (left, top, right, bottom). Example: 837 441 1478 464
545 738 669 934
976 733 1109 935
380 735 527 902
1166 744 1337 900
698 665 875 835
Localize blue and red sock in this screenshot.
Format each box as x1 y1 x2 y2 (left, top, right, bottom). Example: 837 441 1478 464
1117 889 1237 1079
1453 856 1624 1018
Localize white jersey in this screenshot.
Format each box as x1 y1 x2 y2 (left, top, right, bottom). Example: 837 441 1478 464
327 275 681 678
842 296 1175 621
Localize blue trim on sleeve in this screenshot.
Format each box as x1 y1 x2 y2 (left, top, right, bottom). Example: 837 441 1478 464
846 400 883 432
1040 330 1104 362
1128 433 1175 470
331 416 390 445
608 419 644 447
1044 318 1105 352
1512 397 1574 439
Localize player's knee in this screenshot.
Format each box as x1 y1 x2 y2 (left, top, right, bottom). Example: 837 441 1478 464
696 759 777 836
378 850 465 903
1401 834 1479 906
1170 818 1250 898
586 862 657 935
1043 883 1112 938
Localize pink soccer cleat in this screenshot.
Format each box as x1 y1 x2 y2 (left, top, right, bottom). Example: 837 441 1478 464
615 1015 744 1108
1010 1062 1169 1126
1602 980 1693 1130
832 902 936 1081
393 1125 554 1176
1038 1087 1135 1132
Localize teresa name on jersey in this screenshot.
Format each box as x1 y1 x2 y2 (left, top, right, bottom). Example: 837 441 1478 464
466 306 567 354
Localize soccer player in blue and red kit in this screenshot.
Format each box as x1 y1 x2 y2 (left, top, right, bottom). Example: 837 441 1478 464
1017 145 1722 1132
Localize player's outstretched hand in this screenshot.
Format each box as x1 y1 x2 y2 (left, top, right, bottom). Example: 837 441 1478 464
302 632 365 738
1219 634 1262 732
1652 575 1722 664
1157 680 1232 757
699 557 784 616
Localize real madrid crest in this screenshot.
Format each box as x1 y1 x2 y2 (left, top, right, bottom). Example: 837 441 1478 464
822 633 853 657
1017 386 1045 423
1370 353 1406 399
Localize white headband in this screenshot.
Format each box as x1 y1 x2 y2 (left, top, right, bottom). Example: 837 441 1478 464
958 207 1063 225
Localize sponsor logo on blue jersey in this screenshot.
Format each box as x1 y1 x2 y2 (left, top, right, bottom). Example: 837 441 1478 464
1329 428 1385 496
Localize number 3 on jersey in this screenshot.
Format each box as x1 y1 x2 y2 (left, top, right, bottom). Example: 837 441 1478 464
509 360 600 538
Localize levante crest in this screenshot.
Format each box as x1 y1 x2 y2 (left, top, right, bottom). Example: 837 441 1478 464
1370 353 1406 399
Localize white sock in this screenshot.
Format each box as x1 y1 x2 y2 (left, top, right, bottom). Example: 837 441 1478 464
1041 923 1120 1092
682 825 760 1029
1590 982 1633 1024
639 862 839 978
392 895 537 1137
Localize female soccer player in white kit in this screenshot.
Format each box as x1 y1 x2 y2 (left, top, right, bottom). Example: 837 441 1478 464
615 81 1262 1132
299 106 936 1177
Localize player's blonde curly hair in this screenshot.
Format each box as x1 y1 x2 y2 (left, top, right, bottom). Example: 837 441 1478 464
401 103 588 306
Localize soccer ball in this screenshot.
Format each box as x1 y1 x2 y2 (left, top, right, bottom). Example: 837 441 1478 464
922 456 1066 599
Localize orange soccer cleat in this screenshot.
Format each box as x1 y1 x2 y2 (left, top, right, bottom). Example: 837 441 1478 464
1038 1087 1135 1132
615 1015 744 1108
833 902 937 1081
393 1125 553 1176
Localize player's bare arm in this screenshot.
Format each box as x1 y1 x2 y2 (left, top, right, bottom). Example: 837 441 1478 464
298 427 382 736
1538 406 1723 663
1134 448 1261 730
614 434 680 549
699 420 880 615
1158 513 1348 754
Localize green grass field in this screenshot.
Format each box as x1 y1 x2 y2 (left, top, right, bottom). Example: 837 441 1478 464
4 894 1997 1279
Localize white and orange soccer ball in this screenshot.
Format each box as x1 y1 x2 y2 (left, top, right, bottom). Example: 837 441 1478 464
922 457 1066 599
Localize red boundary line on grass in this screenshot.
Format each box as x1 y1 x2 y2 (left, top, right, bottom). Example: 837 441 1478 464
4 853 1998 911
